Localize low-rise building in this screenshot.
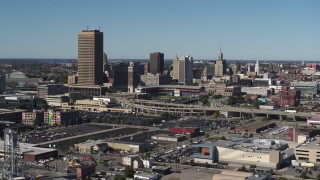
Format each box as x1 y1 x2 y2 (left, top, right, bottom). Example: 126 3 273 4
44 109 79 126
234 122 276 135
140 74 171 86
294 139 320 163
0 140 58 162
74 139 108 154
22 111 44 126
107 141 150 153
151 134 187 142
0 109 25 123
241 87 272 96
122 155 139 166
169 127 201 138
134 172 158 180
193 138 293 169
46 95 70 107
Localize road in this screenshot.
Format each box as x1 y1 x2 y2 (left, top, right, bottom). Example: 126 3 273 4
118 98 312 118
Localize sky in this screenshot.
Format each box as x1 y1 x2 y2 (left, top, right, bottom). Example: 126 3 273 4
0 0 319 60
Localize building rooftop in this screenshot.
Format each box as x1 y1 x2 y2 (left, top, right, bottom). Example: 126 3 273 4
0 140 57 155
0 109 26 114
295 138 320 150
235 121 275 131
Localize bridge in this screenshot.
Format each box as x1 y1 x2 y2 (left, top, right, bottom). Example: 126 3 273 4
117 98 312 120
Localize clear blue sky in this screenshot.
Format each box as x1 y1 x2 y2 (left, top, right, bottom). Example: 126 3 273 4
0 0 319 60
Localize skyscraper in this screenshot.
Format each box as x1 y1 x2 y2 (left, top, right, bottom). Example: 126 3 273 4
214 49 226 77
255 59 260 75
113 62 144 92
173 55 193 85
77 29 104 85
150 52 164 75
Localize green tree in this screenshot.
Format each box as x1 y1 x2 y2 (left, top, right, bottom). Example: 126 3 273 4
277 177 287 180
199 95 209 105
253 99 261 109
190 160 195 166
213 111 220 119
124 166 135 178
239 165 246 171
300 172 307 179
114 175 126 180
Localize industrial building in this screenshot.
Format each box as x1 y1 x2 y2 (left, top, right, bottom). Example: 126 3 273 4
0 141 58 162
169 127 201 138
294 138 320 163
151 134 187 142
192 138 294 169
0 109 25 123
106 141 150 153
234 122 276 135
74 139 108 154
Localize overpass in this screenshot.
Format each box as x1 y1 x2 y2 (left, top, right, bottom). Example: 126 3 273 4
117 98 312 120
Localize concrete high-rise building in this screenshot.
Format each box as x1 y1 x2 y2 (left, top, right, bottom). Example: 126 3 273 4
113 62 144 92
214 49 226 77
0 74 6 94
77 29 104 85
173 55 193 85
255 59 260 75
150 52 164 75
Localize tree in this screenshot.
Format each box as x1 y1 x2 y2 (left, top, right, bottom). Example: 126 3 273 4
124 166 135 178
277 177 287 180
190 160 195 166
199 95 209 105
205 162 210 168
253 98 261 109
300 172 307 179
114 175 126 180
213 111 220 119
239 165 246 171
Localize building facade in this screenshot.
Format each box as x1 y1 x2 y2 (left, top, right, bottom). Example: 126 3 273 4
0 74 5 94
78 29 104 85
140 74 171 86
173 55 193 85
22 111 44 126
113 62 144 92
214 49 226 77
44 110 79 126
150 52 164 75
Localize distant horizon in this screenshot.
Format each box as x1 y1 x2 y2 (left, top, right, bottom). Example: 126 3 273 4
0 58 317 62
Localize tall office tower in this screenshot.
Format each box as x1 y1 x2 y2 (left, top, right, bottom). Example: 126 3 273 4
150 52 164 75
113 62 144 93
214 49 226 77
255 59 260 75
0 74 6 94
172 55 193 85
77 29 104 85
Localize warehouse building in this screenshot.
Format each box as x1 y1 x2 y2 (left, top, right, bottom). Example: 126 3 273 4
192 138 294 169
0 141 58 162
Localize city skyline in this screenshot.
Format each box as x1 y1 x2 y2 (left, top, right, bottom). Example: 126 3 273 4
0 0 319 60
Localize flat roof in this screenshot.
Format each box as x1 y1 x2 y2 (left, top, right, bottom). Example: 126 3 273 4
0 109 26 114
137 85 203 90
295 139 320 150
0 140 57 155
235 121 275 131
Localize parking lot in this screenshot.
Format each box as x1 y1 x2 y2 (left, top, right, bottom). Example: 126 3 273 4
20 124 114 144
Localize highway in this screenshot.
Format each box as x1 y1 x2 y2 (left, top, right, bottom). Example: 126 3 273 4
117 98 312 118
